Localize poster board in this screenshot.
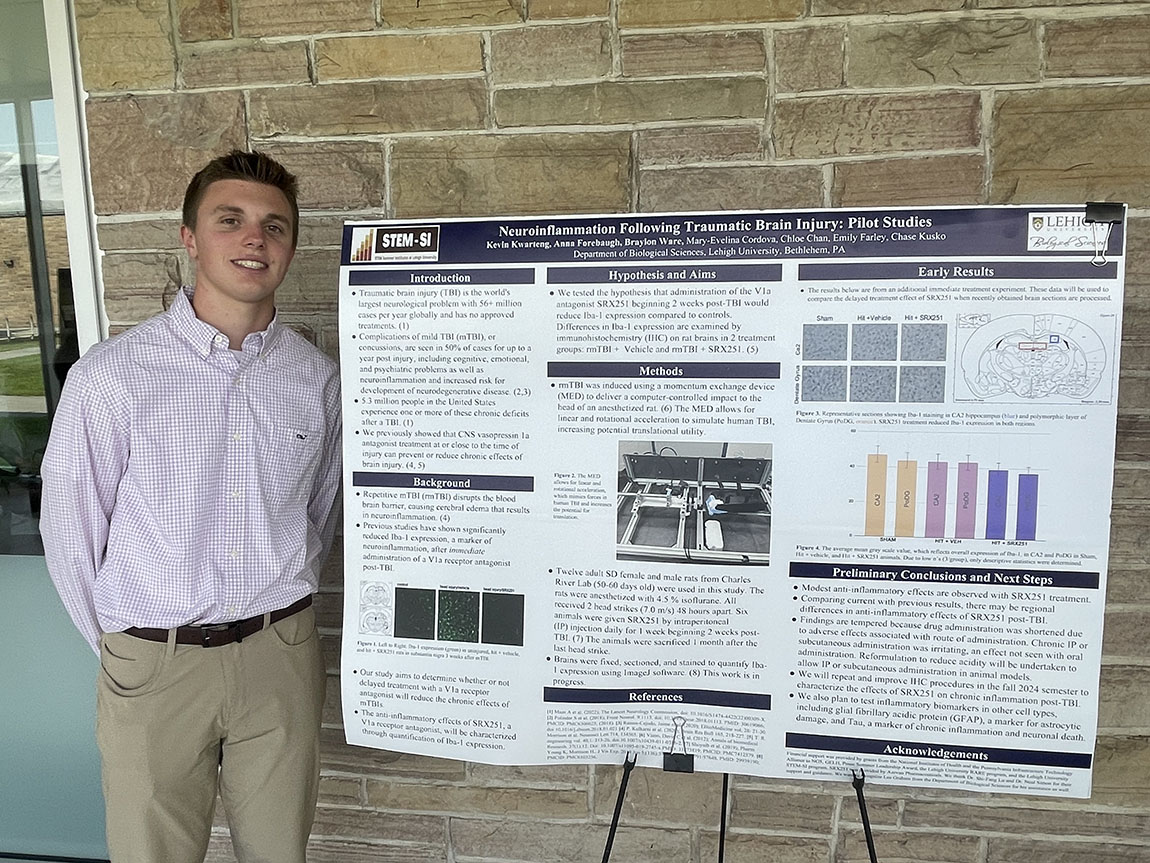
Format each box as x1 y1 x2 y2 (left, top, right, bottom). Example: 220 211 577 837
338 206 1124 798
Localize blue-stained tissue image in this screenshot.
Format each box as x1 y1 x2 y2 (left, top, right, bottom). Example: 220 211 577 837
803 323 848 360
801 366 848 401
850 366 897 402
852 324 898 361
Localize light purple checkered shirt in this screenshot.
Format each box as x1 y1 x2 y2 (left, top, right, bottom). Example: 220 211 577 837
41 287 342 652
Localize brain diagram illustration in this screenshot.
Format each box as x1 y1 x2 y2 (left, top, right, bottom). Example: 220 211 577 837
958 314 1109 402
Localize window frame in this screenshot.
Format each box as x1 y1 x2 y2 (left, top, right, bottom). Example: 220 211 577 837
41 0 103 353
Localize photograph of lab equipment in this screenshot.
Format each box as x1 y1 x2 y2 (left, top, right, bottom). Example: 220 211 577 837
616 441 772 565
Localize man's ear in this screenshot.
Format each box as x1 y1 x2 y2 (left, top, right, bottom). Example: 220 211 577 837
180 224 197 259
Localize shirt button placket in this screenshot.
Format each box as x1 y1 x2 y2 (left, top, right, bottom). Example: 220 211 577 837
223 364 248 611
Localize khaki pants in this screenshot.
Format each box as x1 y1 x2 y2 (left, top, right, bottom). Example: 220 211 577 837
96 606 326 863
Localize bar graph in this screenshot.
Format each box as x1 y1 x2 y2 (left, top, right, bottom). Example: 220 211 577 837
862 451 1039 541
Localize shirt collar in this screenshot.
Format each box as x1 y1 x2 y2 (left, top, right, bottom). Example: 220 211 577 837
168 286 283 358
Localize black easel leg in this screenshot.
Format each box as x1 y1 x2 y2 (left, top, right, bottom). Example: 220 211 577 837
602 753 637 863
851 769 879 863
717 772 729 863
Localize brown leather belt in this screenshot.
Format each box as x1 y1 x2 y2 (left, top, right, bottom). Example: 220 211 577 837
122 595 313 648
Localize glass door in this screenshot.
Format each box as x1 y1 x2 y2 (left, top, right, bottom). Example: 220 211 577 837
0 96 71 555
0 1 107 860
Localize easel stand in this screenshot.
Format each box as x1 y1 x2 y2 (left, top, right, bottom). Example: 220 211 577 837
852 770 879 863
600 751 882 863
601 719 732 863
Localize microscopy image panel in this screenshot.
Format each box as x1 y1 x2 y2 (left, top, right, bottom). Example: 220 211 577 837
801 366 848 401
482 592 525 646
438 590 480 642
899 366 947 403
852 323 898 360
901 323 948 361
803 323 848 360
394 587 436 639
850 366 898 402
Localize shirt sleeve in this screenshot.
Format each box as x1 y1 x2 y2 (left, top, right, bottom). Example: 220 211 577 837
39 360 129 653
309 366 343 562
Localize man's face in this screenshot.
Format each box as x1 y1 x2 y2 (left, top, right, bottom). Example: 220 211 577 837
180 179 296 316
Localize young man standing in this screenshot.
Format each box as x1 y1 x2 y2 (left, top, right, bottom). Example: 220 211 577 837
40 151 341 862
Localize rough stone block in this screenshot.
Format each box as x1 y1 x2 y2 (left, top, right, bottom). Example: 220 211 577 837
313 591 341 629
450 820 691 863
1108 504 1150 565
529 0 610 17
491 22 611 84
238 0 375 37
1112 465 1150 500
776 26 845 92
316 33 484 80
700 833 830 863
1102 608 1150 661
979 0 1146 7
181 40 310 89
987 839 1150 863
836 829 980 863
775 92 981 158
1126 217 1150 300
1099 666 1150 730
1107 566 1147 604
495 78 767 127
101 253 184 325
638 124 762 165
837 795 900 827
306 838 444 863
619 0 803 28
392 133 630 217
728 788 836 832
299 215 358 250
1117 374 1150 418
848 19 1039 87
250 80 487 136
365 780 588 817
86 92 247 215
1092 736 1150 806
592 766 722 826
813 0 962 12
622 31 765 77
991 86 1150 205
74 0 175 91
320 631 340 672
640 165 822 212
1046 16 1150 79
469 762 590 784
319 542 344 592
275 248 341 314
317 776 363 806
903 799 1150 837
381 0 523 28
178 0 233 41
257 142 386 211
321 727 467 779
97 218 183 252
312 805 446 845
323 674 342 725
833 155 985 206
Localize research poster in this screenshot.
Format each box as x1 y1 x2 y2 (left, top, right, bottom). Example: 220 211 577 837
338 206 1125 798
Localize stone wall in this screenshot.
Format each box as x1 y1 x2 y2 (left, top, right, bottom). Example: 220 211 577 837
73 1 1150 861
0 215 69 338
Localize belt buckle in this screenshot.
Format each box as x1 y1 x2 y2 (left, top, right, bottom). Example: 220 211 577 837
201 622 235 648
